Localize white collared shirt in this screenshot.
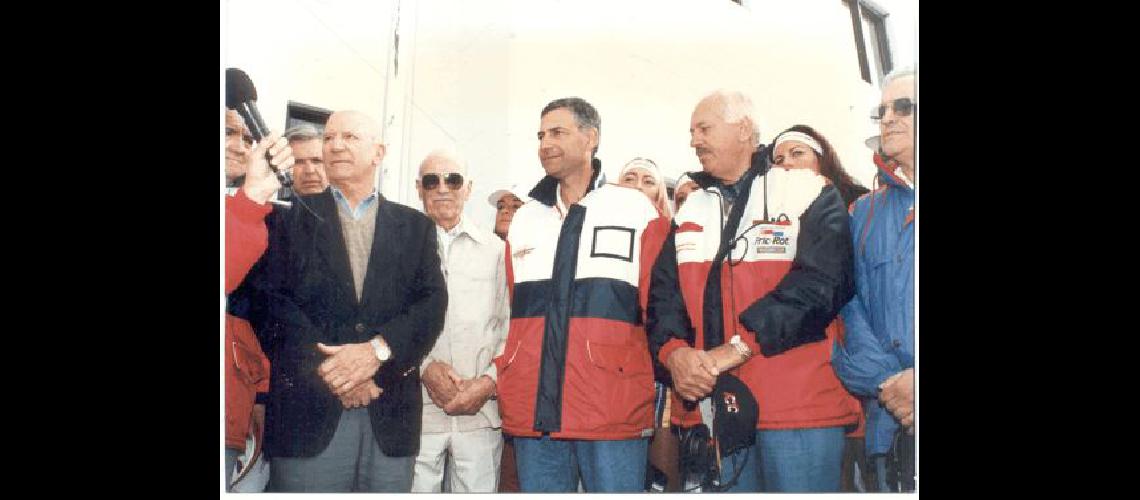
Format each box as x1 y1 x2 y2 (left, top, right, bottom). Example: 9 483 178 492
555 183 569 220
421 216 510 433
436 222 463 276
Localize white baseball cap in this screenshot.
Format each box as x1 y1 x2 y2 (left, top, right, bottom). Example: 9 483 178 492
487 184 531 208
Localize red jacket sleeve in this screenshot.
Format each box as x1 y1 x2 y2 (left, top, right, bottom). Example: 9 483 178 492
225 189 273 294
643 216 694 384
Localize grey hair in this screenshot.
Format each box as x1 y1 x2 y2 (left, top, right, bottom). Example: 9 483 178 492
285 123 322 143
541 97 601 156
707 90 761 147
882 66 916 89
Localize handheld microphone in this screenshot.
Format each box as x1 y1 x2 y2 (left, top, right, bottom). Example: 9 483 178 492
225 68 293 187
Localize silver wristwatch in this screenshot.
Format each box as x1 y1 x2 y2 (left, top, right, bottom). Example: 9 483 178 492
729 334 752 359
370 337 392 362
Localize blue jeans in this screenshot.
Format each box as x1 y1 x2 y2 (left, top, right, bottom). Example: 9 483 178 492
514 436 648 492
718 426 845 492
225 448 240 492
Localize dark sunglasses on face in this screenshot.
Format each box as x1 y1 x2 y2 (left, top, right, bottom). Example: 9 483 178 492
871 97 916 121
421 172 464 190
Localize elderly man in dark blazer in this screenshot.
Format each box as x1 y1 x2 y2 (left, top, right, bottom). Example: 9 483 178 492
262 109 447 492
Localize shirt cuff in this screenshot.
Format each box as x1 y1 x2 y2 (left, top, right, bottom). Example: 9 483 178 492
231 187 273 216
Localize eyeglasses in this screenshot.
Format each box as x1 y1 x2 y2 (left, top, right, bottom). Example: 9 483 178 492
871 97 917 121
420 172 465 190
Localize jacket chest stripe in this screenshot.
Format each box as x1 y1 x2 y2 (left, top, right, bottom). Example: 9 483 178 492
511 277 639 324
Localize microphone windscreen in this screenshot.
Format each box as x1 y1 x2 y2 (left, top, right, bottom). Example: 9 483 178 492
225 68 258 109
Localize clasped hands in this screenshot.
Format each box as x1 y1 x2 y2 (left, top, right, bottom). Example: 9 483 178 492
317 341 384 409
421 361 495 416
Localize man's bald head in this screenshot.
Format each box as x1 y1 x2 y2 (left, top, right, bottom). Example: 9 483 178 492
328 110 382 143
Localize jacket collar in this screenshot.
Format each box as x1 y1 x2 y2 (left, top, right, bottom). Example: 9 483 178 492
872 152 914 191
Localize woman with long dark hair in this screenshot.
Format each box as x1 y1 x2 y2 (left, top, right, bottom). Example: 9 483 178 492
770 125 869 208
769 124 873 492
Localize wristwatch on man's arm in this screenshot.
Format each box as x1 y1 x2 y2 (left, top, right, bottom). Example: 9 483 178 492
370 336 392 362
729 334 753 361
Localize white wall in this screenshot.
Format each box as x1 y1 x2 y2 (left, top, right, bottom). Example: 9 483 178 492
223 0 394 131
223 0 917 226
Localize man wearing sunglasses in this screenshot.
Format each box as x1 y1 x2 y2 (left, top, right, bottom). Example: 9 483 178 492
832 67 916 492
410 150 510 493
262 110 447 492
493 97 678 492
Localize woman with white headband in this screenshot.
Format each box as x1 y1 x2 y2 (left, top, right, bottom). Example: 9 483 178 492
618 157 674 218
771 124 870 492
771 125 869 207
617 156 680 492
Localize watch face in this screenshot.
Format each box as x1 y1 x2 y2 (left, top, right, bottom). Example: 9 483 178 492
372 339 390 361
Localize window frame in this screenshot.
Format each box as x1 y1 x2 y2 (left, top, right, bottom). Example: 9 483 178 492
844 0 893 85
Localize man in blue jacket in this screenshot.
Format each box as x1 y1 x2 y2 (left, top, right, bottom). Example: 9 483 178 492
832 67 916 492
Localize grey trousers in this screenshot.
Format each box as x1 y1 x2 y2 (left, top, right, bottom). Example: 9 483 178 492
269 408 414 492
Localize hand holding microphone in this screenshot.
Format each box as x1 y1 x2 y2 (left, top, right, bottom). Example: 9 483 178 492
226 67 294 188
242 131 294 204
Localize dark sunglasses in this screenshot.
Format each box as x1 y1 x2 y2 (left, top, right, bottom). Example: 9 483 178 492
421 172 465 190
871 97 916 121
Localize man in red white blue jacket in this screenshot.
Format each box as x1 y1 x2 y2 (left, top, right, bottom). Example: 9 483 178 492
648 90 859 492
494 97 681 492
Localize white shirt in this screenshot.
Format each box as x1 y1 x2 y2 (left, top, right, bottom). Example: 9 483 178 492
555 183 569 220
420 217 510 433
436 223 462 277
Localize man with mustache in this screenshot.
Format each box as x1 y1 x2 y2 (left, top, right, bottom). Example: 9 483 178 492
410 150 509 492
650 90 858 492
832 67 917 492
493 97 681 492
